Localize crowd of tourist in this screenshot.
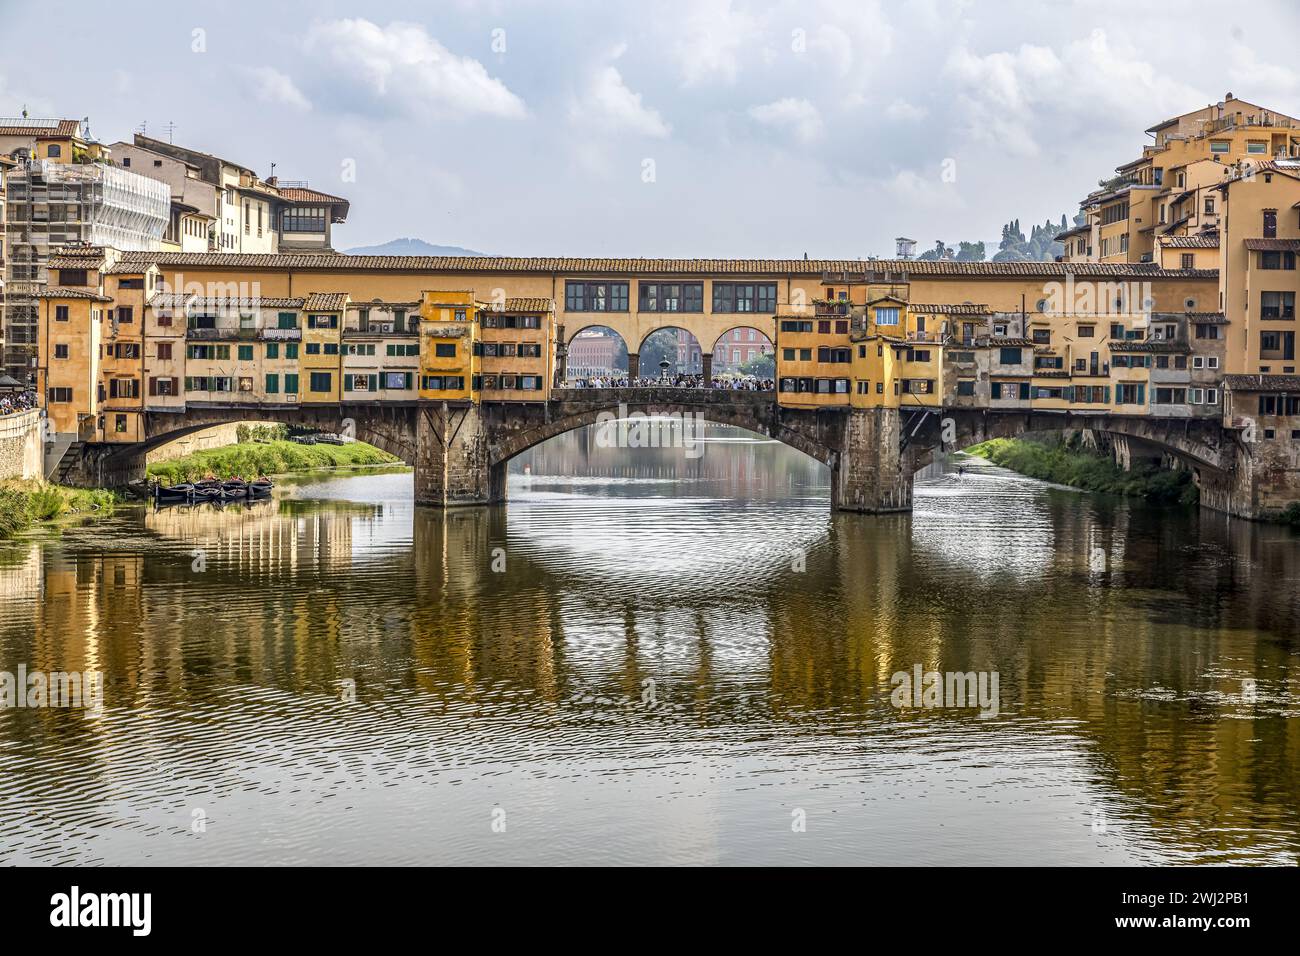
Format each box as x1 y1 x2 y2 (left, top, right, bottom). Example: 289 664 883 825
568 374 774 391
0 390 36 416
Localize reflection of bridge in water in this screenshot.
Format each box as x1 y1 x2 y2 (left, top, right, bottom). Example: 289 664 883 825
68 384 1266 518
3 469 1299 862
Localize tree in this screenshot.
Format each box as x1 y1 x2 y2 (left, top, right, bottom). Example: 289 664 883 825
739 352 775 378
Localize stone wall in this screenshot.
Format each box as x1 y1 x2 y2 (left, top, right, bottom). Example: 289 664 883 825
0 410 43 480
144 421 269 465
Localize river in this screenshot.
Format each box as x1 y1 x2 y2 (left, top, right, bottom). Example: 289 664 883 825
1 424 1297 865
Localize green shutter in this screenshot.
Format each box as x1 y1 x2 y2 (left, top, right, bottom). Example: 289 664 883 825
266 343 279 359
266 373 279 394
285 374 299 394
286 344 298 359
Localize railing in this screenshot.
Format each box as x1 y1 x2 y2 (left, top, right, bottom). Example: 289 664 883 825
261 327 302 341
186 326 258 341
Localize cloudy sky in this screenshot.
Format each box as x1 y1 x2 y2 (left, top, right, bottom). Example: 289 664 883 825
4 0 1300 257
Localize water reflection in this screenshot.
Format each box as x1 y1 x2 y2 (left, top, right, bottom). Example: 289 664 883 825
0 427 1297 865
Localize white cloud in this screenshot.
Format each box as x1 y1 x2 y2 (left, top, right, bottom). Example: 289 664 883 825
748 97 823 144
303 18 525 118
571 51 670 138
945 29 1203 157
885 99 927 122
672 0 758 87
241 66 311 111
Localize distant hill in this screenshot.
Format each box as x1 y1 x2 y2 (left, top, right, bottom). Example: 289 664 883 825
343 238 489 257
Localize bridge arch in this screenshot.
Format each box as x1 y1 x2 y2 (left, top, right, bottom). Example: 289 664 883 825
486 390 836 470
564 325 629 381
635 326 704 377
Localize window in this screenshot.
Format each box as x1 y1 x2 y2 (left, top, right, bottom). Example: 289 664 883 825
55 305 69 322
1077 325 1094 338
1204 196 1215 215
1181 253 1195 270
284 374 299 394
157 343 172 361
1209 140 1230 154
638 282 704 312
712 283 777 314
307 314 338 329
266 374 279 394
148 377 177 396
1247 140 1267 154
48 388 73 403
956 380 975 397
54 344 69 359
309 372 333 392
1117 383 1145 404
1154 387 1187 404
779 320 814 333
47 144 62 158
421 375 465 390
1260 251 1296 270
999 347 1022 365
1261 291 1295 319
114 414 128 433
875 307 900 326
1031 329 1050 344
59 269 88 286
305 343 321 355
277 312 298 329
282 206 327 233
565 281 629 312
266 343 279 359
238 345 254 361
435 343 456 358
782 348 796 360
285 344 299 360
1100 201 1129 224
1263 209 1278 239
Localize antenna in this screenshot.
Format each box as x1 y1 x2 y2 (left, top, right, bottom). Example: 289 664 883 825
137 120 147 135
162 121 177 143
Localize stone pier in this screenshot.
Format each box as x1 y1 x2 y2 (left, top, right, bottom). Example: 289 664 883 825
831 407 914 513
414 403 502 506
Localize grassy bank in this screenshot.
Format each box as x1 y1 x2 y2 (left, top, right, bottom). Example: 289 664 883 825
0 481 119 539
146 439 400 484
965 436 1197 504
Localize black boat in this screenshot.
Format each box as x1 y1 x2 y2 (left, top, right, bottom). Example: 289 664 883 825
248 478 274 498
154 482 195 503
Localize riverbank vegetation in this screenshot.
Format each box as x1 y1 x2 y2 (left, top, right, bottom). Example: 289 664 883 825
146 439 400 484
0 481 119 539
965 436 1197 504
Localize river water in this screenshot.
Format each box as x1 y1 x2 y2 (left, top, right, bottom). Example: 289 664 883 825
1 424 1297 865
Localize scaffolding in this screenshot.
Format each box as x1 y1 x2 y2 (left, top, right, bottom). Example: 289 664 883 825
2 159 168 377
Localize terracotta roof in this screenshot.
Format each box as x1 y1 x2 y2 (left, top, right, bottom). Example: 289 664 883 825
278 186 349 205
1243 238 1300 251
148 292 196 309
189 296 306 310
0 118 81 137
303 292 348 311
1160 234 1218 248
503 297 554 313
111 252 1219 278
1108 340 1190 353
1224 374 1300 391
909 303 990 315
47 256 104 271
37 287 112 301
1215 160 1300 189
1054 225 1089 240
105 261 155 274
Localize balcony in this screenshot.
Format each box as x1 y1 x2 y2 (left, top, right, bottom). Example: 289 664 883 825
814 301 850 317
186 326 258 341
261 327 302 341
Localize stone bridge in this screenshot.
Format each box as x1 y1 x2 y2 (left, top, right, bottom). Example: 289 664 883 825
62 388 1269 518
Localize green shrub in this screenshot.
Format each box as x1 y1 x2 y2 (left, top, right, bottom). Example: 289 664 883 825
146 439 399 483
965 436 1197 504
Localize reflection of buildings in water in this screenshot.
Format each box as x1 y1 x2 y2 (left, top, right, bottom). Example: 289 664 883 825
410 508 559 700
143 501 366 576
0 544 42 603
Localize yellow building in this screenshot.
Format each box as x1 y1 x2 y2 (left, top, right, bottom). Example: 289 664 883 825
418 291 479 403
300 292 347 403
1060 94 1300 268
